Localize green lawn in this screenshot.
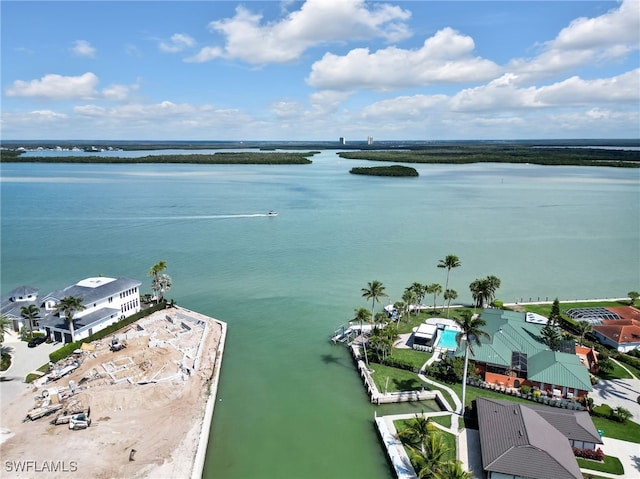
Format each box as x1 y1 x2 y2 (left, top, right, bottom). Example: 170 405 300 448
429 414 452 429
389 348 432 370
595 361 633 380
370 363 425 392
577 456 624 475
592 416 640 444
523 300 630 317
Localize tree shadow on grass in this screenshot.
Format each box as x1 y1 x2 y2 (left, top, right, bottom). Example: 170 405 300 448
393 378 422 391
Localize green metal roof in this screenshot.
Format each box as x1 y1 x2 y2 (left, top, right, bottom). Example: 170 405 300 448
528 351 592 391
455 309 592 391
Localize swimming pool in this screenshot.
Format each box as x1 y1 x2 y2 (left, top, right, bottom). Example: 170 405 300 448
436 328 459 350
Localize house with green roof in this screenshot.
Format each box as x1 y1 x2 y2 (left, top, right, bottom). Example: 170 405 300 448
457 309 592 399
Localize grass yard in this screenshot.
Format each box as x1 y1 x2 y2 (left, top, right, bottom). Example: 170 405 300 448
389 348 432 369
577 456 624 475
591 416 640 444
595 361 634 380
370 363 425 392
523 300 630 317
429 414 452 429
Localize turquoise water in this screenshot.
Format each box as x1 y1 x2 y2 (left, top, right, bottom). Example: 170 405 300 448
1 151 639 478
437 328 460 350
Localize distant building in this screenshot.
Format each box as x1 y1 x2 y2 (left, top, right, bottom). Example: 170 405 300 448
339 137 346 145
367 136 374 145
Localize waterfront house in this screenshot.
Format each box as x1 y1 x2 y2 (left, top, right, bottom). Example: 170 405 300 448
41 276 142 344
592 319 640 353
476 397 602 479
0 285 40 332
458 309 592 399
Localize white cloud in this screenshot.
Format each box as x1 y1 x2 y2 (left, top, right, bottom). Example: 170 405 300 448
71 40 96 58
535 69 640 104
188 0 411 64
307 28 501 91
4 73 137 102
159 33 196 53
185 46 224 63
508 0 640 83
5 73 100 100
449 69 640 112
361 94 448 119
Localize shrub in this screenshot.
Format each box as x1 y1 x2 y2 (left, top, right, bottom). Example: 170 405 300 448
592 404 613 419
573 447 605 462
520 384 531 396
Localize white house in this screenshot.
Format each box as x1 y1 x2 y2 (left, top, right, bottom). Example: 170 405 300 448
0 285 40 332
42 276 142 344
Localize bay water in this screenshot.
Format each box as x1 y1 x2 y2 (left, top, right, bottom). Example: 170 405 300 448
1 150 639 478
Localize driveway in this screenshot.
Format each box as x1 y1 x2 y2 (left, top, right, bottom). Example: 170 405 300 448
590 377 640 421
1 331 60 406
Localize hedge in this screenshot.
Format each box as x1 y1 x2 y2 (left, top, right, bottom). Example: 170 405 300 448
49 301 167 363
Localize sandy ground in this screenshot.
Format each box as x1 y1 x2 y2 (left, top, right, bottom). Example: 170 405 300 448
0 306 224 479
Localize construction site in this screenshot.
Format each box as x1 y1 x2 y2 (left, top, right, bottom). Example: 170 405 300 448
0 306 225 479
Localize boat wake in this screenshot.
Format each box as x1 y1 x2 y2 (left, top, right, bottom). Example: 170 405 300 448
137 213 273 220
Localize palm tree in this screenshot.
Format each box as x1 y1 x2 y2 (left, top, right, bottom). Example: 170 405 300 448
443 289 457 318
455 310 489 415
54 296 86 342
469 275 501 309
148 260 167 302
437 255 461 294
403 287 417 318
398 413 435 455
156 273 172 302
426 283 442 314
352 307 372 366
361 280 388 320
20 304 41 336
0 314 12 345
393 301 405 329
410 282 426 315
575 320 592 346
407 432 449 479
432 460 472 479
485 275 501 305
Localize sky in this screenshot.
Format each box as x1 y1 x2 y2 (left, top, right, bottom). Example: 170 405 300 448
1 0 639 141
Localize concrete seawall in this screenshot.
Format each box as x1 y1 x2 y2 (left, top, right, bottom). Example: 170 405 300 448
190 310 228 479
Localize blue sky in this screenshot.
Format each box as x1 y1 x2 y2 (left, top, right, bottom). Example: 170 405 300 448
1 0 638 141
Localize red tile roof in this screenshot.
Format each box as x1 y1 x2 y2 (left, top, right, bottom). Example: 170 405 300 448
593 319 640 344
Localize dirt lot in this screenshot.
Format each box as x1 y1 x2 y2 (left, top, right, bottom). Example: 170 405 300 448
0 306 224 478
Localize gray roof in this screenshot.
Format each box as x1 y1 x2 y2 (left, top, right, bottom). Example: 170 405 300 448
45 307 121 333
0 286 41 319
42 277 141 305
525 403 603 445
476 397 583 479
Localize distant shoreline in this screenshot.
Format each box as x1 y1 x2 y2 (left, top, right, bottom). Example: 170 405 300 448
3 140 637 167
